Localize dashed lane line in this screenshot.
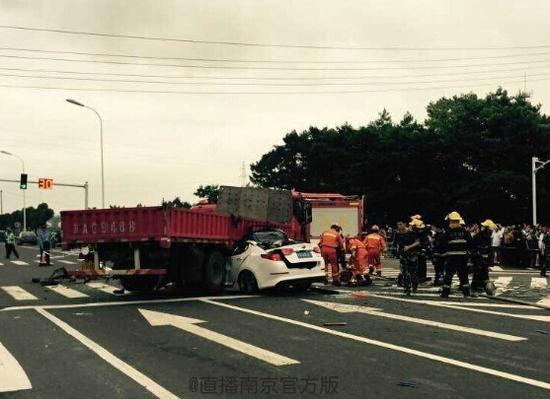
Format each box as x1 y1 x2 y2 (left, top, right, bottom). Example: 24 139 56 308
201 299 550 391
45 285 89 299
303 299 526 341
1 286 38 301
36 308 179 399
368 294 550 323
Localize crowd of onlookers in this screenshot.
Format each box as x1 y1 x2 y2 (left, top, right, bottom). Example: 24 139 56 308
382 223 548 269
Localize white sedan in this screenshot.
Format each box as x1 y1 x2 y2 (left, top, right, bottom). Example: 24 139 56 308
226 229 325 293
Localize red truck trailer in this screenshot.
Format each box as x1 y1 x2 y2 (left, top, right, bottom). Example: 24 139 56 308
61 187 311 293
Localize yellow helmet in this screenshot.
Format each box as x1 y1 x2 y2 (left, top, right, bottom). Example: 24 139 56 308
481 219 497 231
459 218 465 226
409 218 425 229
410 214 422 220
447 211 462 221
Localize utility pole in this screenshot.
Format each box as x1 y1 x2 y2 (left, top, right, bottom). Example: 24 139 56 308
532 156 550 226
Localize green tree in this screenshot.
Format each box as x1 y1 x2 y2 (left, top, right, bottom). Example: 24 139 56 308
250 88 550 225
194 185 221 203
162 197 191 209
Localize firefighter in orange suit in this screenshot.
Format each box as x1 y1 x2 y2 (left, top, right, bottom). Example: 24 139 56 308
364 225 387 276
347 236 371 286
319 223 345 285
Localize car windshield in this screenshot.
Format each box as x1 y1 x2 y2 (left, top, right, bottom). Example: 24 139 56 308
251 230 292 249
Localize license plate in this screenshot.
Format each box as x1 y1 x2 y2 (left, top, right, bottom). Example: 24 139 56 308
296 250 312 259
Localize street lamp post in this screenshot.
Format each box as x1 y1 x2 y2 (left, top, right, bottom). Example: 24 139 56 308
0 150 26 231
532 156 550 226
66 99 105 208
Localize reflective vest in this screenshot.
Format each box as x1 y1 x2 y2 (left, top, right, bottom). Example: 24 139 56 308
364 233 386 252
444 227 471 257
320 229 344 249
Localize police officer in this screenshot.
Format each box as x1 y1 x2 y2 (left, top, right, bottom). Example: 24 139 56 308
395 218 421 295
431 224 446 286
441 211 472 298
4 228 19 260
471 219 497 296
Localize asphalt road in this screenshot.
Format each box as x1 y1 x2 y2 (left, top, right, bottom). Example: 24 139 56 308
1 246 550 398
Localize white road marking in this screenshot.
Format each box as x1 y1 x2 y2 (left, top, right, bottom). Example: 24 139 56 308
36 308 179 399
0 262 3 266
537 296 550 307
430 302 539 309
0 341 32 393
1 286 38 301
57 260 77 265
0 294 259 312
369 294 550 323
10 260 28 266
530 277 548 289
140 309 299 366
303 299 526 341
494 277 513 295
202 299 550 391
45 285 89 299
86 282 122 295
490 266 504 271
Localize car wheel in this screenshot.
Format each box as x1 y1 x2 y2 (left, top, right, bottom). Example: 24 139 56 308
238 270 259 294
292 281 312 292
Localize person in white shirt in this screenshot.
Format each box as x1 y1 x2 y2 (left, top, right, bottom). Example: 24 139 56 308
491 225 504 265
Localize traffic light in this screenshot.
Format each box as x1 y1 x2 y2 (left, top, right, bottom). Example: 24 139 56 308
20 173 27 190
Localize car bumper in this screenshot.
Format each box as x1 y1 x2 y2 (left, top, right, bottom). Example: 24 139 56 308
255 264 326 290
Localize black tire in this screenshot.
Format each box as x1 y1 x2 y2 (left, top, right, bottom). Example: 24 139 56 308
119 275 158 292
238 270 259 294
292 281 312 292
203 251 225 294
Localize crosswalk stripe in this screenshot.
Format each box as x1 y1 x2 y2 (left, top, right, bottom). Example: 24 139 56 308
86 282 121 295
10 260 29 266
490 266 504 271
46 285 89 299
1 286 38 301
57 260 77 265
530 277 548 289
0 262 3 266
537 296 550 307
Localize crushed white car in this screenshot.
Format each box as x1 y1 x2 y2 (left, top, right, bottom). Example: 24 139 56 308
226 229 325 293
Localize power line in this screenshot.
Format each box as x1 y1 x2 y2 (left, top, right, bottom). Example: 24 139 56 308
1 25 549 51
2 70 550 87
1 64 549 81
2 45 550 64
0 77 546 95
1 53 550 71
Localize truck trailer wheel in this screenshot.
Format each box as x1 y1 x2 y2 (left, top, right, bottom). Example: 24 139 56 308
203 251 225 294
119 275 158 293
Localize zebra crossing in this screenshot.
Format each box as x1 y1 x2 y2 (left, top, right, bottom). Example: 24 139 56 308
0 281 124 303
376 268 550 303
